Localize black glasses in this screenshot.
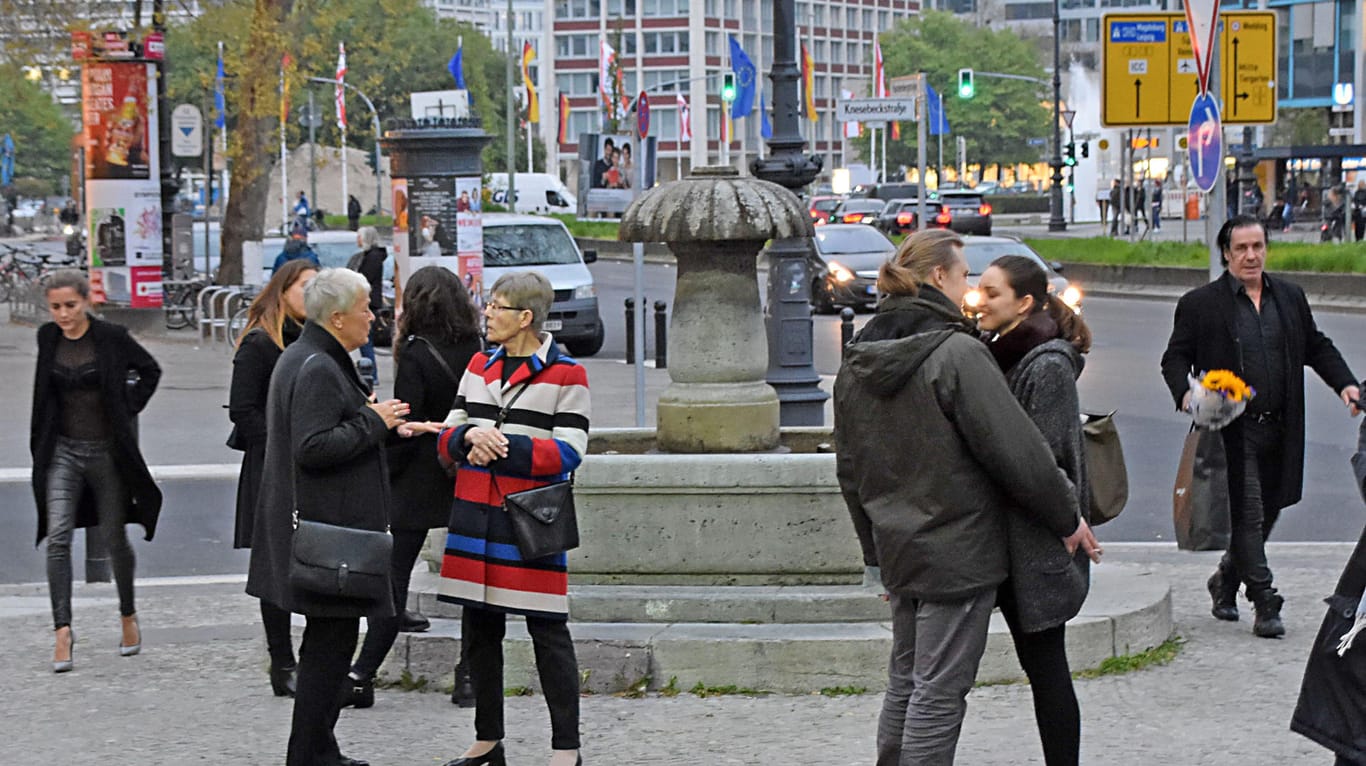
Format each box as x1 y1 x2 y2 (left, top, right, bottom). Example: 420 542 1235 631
486 304 527 313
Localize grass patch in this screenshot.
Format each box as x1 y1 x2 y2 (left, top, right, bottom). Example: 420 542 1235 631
552 213 621 239
659 676 681 698
689 682 771 698
374 669 428 692
1073 636 1184 680
617 675 651 699
320 213 393 229
818 685 868 696
504 685 534 697
1024 237 1366 273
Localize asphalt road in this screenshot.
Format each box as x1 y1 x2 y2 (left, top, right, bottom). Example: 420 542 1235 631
2 259 1365 584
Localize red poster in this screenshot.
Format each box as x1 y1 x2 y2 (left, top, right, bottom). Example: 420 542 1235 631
130 266 163 308
83 62 152 180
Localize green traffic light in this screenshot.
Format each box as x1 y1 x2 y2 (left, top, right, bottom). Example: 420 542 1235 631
957 68 974 99
722 73 736 103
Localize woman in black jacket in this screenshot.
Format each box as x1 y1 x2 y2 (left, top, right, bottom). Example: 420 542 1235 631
228 259 317 696
31 269 161 673
246 268 438 766
352 226 387 386
342 265 482 708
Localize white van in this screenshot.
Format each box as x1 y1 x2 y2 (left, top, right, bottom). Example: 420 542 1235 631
481 214 603 356
485 173 577 215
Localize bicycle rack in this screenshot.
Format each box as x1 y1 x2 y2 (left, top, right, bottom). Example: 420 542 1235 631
197 285 234 344
223 286 259 348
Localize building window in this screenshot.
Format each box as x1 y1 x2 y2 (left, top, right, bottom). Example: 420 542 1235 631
815 39 827 63
642 69 691 92
555 34 595 58
846 7 858 27
556 72 598 96
706 31 721 55
813 3 825 24
1005 1 1053 19
643 31 689 54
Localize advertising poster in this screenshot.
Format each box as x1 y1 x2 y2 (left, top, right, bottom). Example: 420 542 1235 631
455 176 484 307
391 178 409 289
581 133 657 217
130 266 163 308
407 176 457 259
83 62 155 180
86 181 162 266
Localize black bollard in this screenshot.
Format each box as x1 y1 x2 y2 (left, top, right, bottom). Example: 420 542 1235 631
625 298 636 365
653 300 668 369
840 307 856 358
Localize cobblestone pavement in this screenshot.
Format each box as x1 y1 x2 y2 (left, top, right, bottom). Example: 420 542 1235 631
0 543 1355 765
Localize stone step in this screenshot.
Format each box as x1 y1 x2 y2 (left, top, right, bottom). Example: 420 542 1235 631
381 565 1172 695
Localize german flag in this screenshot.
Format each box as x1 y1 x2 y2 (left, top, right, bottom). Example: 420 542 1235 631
800 43 817 122
557 92 570 146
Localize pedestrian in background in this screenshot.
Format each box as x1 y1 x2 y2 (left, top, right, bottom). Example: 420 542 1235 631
1108 179 1121 237
274 227 320 273
227 259 318 697
1352 181 1366 242
347 194 362 232
341 265 483 710
31 269 162 672
975 255 1101 766
247 268 431 766
834 230 1097 766
1162 215 1360 638
437 271 590 766
349 227 386 387
1151 178 1164 231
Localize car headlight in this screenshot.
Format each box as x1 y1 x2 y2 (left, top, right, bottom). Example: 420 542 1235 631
1061 284 1082 309
62 224 75 236
828 262 855 284
573 284 596 300
964 288 983 308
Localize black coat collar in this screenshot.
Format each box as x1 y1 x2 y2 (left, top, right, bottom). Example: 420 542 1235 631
301 321 368 394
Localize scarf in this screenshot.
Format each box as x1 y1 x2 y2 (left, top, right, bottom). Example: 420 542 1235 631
983 311 1059 374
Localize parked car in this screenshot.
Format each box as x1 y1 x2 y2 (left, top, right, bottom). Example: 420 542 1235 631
851 182 921 203
831 198 887 225
1006 181 1036 195
937 190 993 235
974 181 1002 196
877 198 950 235
808 195 843 225
960 236 1083 315
806 223 896 313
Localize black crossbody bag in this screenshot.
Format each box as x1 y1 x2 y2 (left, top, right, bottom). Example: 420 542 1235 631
488 381 579 561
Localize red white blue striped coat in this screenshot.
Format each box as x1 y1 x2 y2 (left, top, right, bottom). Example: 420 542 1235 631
436 333 590 619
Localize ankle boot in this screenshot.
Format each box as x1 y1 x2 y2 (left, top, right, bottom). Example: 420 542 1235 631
339 675 375 709
450 661 476 707
1252 593 1286 638
270 663 296 697
1207 566 1240 621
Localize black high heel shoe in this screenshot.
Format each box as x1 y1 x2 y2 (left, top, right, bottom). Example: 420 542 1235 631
269 663 296 697
442 742 506 766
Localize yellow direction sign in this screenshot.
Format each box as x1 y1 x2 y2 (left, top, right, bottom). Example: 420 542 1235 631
1103 11 1277 127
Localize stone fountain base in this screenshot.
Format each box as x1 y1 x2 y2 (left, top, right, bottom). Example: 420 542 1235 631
382 429 1173 694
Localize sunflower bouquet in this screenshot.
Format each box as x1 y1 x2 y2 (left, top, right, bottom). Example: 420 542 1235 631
1187 370 1255 430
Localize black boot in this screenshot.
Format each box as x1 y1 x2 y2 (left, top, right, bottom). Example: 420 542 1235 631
339 675 375 709
269 662 297 697
399 609 431 633
450 661 476 707
1252 592 1285 638
1207 566 1240 621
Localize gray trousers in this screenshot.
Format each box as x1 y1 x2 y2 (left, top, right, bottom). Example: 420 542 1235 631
46 437 136 629
877 589 995 766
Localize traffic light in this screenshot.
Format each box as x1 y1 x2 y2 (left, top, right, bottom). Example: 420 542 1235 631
1064 141 1077 167
1080 141 1090 159
957 68 974 99
721 72 737 103
366 146 378 173
1065 171 1075 193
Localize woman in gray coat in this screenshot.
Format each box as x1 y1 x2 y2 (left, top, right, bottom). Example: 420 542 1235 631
975 255 1100 766
246 268 437 766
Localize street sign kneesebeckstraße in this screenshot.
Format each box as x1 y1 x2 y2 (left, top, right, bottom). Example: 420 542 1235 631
1102 11 1276 128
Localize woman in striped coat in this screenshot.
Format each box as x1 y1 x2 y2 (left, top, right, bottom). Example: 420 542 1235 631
437 271 590 766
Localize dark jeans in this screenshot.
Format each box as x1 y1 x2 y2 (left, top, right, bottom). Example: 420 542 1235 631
998 584 1079 766
358 340 377 385
45 437 135 629
351 528 426 680
288 616 360 766
466 605 581 750
262 599 296 669
1220 420 1284 601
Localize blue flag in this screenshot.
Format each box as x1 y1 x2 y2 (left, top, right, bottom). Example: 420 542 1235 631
759 90 772 139
728 36 756 120
214 50 226 129
448 47 466 89
1 134 14 187
926 82 949 136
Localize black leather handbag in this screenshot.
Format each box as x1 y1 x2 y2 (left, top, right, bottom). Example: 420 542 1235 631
500 478 579 560
289 516 393 600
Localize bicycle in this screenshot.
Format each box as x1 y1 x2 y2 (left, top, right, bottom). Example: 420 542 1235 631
162 277 208 330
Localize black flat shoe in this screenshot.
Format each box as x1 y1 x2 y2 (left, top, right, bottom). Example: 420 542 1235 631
334 756 370 766
1207 569 1239 622
270 663 296 697
339 676 374 709
442 742 506 766
399 609 431 633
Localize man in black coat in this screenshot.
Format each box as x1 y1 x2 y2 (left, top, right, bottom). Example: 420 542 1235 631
1161 215 1360 638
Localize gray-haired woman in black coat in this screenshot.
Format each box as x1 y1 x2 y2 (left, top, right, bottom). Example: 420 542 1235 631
31 270 161 673
246 268 438 766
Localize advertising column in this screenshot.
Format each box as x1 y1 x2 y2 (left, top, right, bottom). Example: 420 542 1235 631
82 61 163 307
403 175 483 306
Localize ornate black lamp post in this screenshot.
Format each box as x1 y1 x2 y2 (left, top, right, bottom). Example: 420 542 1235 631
1048 0 1067 232
752 0 827 426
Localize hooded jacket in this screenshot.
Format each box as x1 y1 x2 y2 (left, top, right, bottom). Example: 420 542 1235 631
834 290 1081 601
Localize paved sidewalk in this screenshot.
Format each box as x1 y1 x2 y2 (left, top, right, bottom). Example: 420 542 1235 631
0 543 1352 765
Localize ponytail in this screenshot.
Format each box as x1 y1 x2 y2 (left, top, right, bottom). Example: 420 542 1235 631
877 229 964 298
1043 294 1092 354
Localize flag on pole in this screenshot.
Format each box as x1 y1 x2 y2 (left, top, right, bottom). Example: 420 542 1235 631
214 46 226 129
1 134 14 187
873 40 887 98
521 42 540 124
599 39 617 120
926 82 950 136
759 90 772 139
448 44 466 89
720 104 731 145
677 94 691 143
800 43 817 122
335 43 347 129
727 36 756 119
557 92 570 145
279 53 292 125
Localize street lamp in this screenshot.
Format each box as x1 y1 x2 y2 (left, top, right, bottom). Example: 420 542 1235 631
1048 0 1066 232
